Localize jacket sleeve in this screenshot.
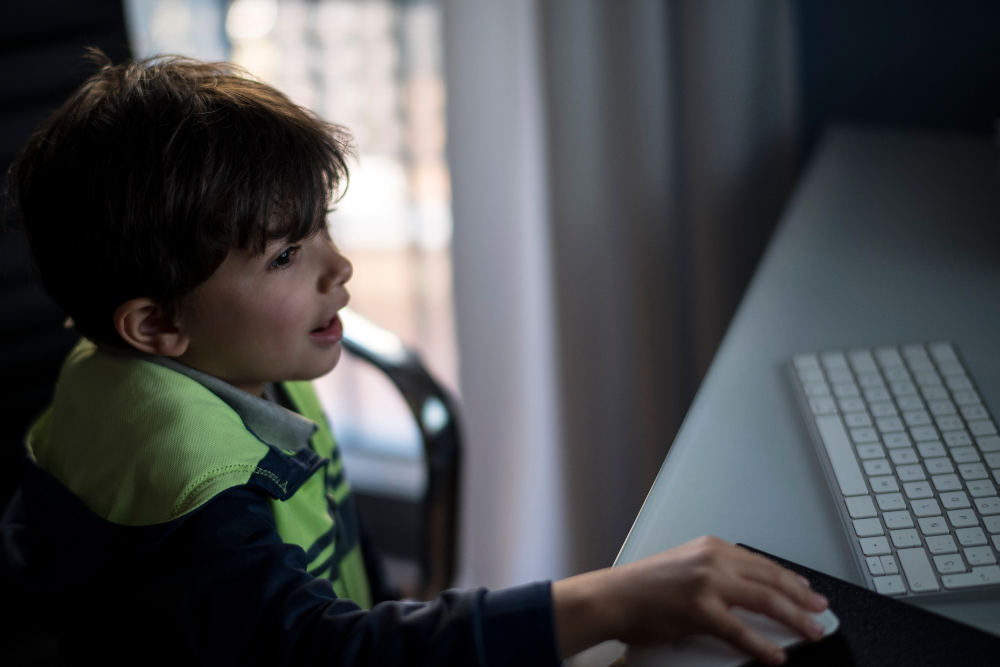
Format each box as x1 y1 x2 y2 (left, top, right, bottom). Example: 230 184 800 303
101 486 561 667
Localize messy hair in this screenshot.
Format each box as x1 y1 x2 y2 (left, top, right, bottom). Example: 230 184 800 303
6 51 353 344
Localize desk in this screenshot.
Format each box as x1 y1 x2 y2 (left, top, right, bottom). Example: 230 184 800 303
615 128 1000 635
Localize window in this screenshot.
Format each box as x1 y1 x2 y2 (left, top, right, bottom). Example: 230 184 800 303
125 0 458 501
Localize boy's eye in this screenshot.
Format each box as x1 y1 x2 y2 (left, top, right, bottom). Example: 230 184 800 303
269 245 300 270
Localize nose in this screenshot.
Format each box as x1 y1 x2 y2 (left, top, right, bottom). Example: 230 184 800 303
318 238 352 294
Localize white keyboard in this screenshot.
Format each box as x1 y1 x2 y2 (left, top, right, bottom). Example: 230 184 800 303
791 343 1000 599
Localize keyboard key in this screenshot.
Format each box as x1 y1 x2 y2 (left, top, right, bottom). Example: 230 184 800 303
849 350 878 373
839 398 866 412
844 412 872 428
863 459 891 476
946 376 973 391
948 509 979 527
955 527 986 547
984 452 1000 467
834 382 860 398
964 547 997 566
827 369 853 383
928 400 957 416
860 536 891 555
950 446 980 463
942 566 1000 589
891 381 917 397
876 417 904 433
911 426 938 442
856 444 884 459
822 352 848 369
884 368 911 382
903 481 932 498
995 536 1000 550
935 416 964 432
968 480 996 497
869 399 896 415
799 368 825 383
857 372 884 388
883 510 913 529
849 350 877 372
924 457 954 475
940 364 967 379
866 556 884 575
926 535 957 553
794 354 820 369
932 474 962 492
959 463 988 480
889 448 918 465
922 386 949 401
910 498 941 516
897 397 925 411
896 464 926 481
876 347 904 368
986 516 1000 533
928 342 958 364
934 554 966 573
946 431 973 447
957 528 988 546
809 397 837 415
903 410 931 426
871 476 899 493
902 344 929 361
961 405 989 421
917 441 946 458
884 432 912 449
854 518 884 536
804 381 830 397
890 529 921 547
915 371 942 387
940 491 970 509
881 555 899 574
977 435 1000 452
974 497 1000 515
918 516 949 535
845 495 878 518
954 390 982 406
969 420 998 437
877 493 905 511
897 547 939 592
852 428 879 444
873 575 906 595
815 415 869 497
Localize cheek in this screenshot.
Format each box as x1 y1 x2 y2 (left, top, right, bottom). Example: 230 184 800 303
252 287 313 341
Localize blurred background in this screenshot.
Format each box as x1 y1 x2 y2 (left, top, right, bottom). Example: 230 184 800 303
2 0 999 596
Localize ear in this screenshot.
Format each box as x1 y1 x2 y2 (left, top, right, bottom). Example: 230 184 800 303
113 297 190 357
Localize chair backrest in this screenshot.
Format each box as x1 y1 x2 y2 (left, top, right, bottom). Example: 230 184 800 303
339 308 461 599
0 0 131 513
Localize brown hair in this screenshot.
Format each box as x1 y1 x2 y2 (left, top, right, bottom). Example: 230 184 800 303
6 51 352 344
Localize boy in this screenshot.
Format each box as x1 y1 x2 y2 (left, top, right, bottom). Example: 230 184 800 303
1 55 827 665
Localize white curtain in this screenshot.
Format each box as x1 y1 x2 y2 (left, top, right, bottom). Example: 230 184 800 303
444 0 799 587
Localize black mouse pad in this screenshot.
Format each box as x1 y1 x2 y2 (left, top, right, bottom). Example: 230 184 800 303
737 544 1000 667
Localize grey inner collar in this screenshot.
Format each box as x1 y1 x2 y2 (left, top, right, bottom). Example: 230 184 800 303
105 346 319 453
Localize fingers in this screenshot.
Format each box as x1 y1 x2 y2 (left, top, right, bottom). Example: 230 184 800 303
703 602 787 666
723 578 827 644
730 548 828 612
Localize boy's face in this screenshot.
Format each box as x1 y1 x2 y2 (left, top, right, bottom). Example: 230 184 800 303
174 226 352 396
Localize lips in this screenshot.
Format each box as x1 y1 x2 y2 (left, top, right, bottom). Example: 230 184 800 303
309 313 343 345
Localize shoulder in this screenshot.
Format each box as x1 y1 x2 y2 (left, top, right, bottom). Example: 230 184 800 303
32 340 272 525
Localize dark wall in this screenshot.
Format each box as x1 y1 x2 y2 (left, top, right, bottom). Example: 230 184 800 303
0 0 131 509
797 1 1000 157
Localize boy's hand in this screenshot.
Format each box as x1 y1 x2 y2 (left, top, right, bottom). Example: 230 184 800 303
551 536 829 665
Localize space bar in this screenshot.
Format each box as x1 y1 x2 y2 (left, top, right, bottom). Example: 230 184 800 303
815 415 868 496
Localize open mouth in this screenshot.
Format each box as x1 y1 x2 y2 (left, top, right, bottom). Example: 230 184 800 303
309 313 343 343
